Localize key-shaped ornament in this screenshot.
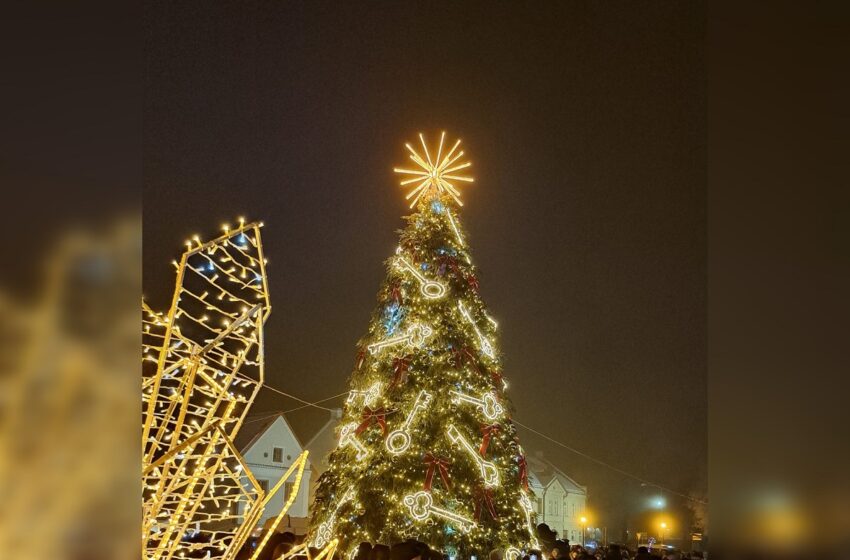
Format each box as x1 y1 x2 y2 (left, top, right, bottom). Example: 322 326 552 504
346 382 382 408
446 424 500 487
395 251 447 299
404 490 476 533
458 302 496 359
338 423 369 460
367 323 433 355
450 389 504 420
386 390 433 454
313 488 354 548
519 491 541 548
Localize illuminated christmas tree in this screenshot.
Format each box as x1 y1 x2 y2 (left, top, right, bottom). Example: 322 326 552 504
309 133 539 558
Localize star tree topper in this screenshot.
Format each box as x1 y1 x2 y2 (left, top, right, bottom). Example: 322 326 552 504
394 132 474 208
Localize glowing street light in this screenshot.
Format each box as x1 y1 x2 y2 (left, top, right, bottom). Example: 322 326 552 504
660 521 667 545
580 516 588 546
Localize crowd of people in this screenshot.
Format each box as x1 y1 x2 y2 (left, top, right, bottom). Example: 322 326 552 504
543 544 704 560
231 526 706 560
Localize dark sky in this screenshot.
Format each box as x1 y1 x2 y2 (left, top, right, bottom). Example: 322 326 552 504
144 1 705 537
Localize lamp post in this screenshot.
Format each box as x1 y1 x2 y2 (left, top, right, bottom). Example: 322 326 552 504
580 516 587 546
660 522 667 546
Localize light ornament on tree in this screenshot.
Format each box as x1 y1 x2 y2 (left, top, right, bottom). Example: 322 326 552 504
386 390 433 455
367 323 433 355
394 131 474 208
519 492 541 549
338 423 369 460
447 424 500 488
404 491 476 534
313 489 355 548
346 382 383 408
450 389 505 421
445 208 466 248
395 250 447 299
505 548 522 560
458 302 496 359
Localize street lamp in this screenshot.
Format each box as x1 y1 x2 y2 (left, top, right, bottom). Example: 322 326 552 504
660 522 667 546
580 516 587 546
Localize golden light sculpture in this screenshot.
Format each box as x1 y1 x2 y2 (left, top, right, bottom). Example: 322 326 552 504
142 221 329 560
394 132 474 208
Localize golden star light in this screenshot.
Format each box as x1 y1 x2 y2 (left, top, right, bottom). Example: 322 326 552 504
394 131 474 208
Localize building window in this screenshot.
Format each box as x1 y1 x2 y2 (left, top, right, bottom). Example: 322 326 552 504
549 499 559 515
273 447 284 462
258 479 269 494
284 482 295 502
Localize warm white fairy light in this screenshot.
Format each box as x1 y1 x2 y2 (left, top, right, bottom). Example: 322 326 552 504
519 492 541 548
450 389 504 421
395 251 447 299
346 382 383 408
394 132 474 208
458 302 495 358
404 491 476 533
367 323 433 355
385 390 433 455
313 489 355 548
338 423 369 460
447 425 500 488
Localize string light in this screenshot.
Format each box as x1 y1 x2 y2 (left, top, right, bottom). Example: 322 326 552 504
447 425 500 488
385 390 432 454
450 390 504 421
395 252 447 299
367 323 433 355
404 491 476 534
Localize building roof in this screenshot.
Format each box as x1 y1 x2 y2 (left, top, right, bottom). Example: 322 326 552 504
526 452 587 495
234 413 305 453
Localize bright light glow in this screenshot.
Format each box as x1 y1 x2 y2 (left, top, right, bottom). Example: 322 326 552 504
581 516 587 524
313 489 354 548
445 208 465 246
519 492 541 548
447 424 499 487
338 423 369 460
346 382 383 408
404 490 476 533
450 389 504 420
394 132 474 208
367 323 433 355
386 390 433 454
395 252 446 298
458 302 495 358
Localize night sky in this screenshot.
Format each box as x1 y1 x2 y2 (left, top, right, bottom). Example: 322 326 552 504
144 2 705 537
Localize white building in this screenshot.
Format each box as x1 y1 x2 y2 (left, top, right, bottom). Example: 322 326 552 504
235 413 313 533
526 452 588 544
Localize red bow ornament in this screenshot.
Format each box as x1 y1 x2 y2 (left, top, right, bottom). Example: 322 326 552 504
518 454 529 491
355 406 387 436
466 273 480 293
479 423 501 456
423 453 453 491
436 255 460 277
389 355 412 389
450 345 481 375
355 348 367 370
474 486 499 521
389 281 403 304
